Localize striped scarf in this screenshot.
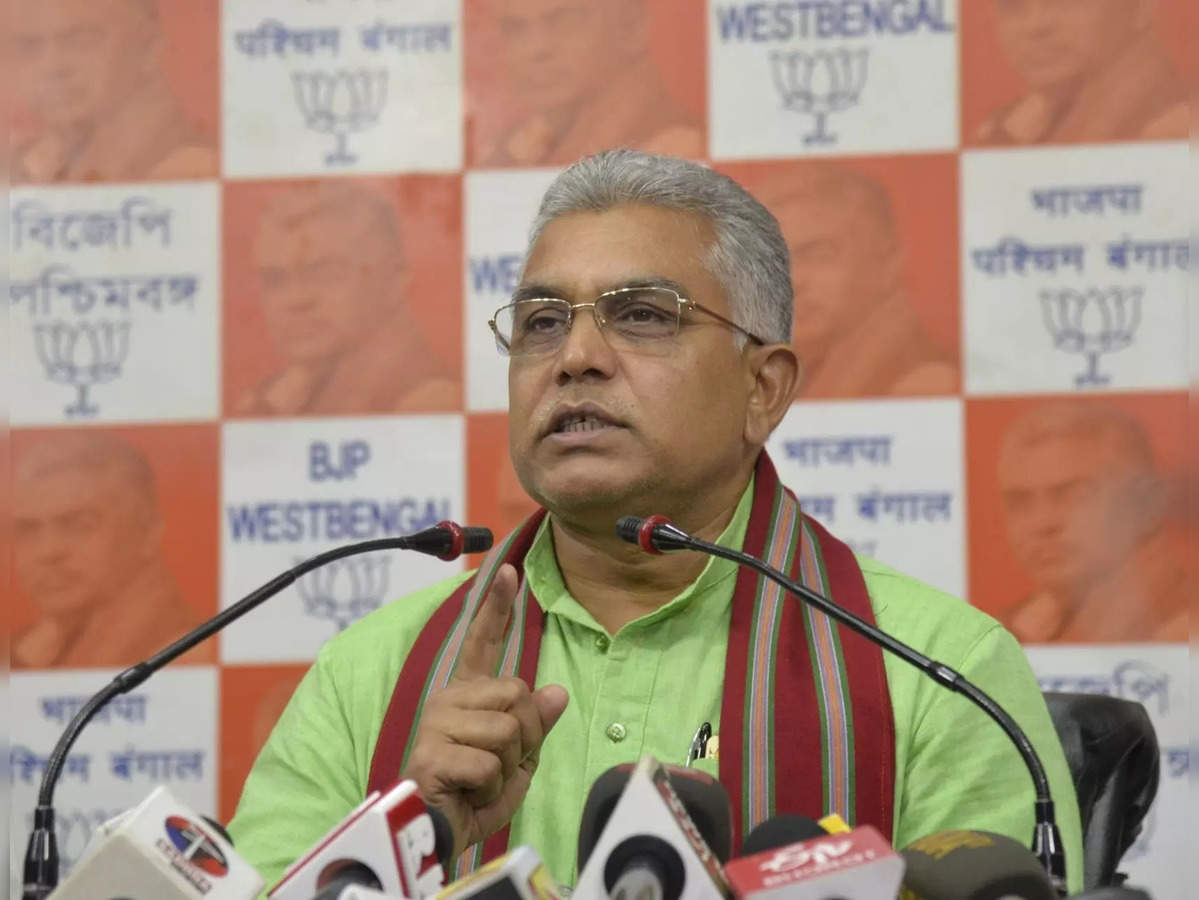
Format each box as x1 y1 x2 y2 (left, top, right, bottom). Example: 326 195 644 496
367 451 895 877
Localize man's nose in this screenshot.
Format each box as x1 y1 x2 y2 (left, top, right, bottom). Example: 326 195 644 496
553 309 617 383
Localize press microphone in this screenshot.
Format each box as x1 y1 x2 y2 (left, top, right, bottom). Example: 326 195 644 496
739 816 829 857
436 846 563 900
21 521 489 900
616 514 1067 896
725 820 903 900
45 785 264 899
575 755 734 900
899 830 1056 900
269 778 452 899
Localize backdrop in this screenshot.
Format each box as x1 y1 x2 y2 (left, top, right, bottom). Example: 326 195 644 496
8 1 1193 896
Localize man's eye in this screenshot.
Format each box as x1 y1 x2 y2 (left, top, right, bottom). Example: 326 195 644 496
524 312 566 333
615 303 671 324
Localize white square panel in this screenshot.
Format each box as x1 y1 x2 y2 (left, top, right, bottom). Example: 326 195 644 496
962 142 1188 395
709 0 959 159
222 1 462 177
767 397 965 597
10 183 220 425
464 168 562 412
220 415 466 663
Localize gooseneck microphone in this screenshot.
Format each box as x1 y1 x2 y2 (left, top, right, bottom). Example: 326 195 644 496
615 514 1068 896
22 521 492 900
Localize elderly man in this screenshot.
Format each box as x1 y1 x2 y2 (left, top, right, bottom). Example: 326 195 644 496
12 0 217 183
235 181 460 416
475 0 702 166
977 0 1187 145
998 401 1186 643
763 164 957 398
229 151 1082 891
12 432 213 668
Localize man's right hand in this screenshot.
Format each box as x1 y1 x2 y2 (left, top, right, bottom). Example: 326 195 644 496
403 563 569 861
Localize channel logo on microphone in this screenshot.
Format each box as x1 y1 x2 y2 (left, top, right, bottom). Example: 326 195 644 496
155 814 231 892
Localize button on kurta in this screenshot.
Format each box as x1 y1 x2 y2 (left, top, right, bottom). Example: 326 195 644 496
605 722 627 742
595 635 610 652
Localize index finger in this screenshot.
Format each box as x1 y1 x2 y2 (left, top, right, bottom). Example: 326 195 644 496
454 563 519 681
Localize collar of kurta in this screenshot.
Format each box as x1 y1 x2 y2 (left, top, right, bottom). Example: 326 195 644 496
367 451 895 876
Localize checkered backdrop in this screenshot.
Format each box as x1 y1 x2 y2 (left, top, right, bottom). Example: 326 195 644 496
8 1 1193 896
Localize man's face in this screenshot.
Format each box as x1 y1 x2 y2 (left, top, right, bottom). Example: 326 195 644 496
14 466 157 616
776 194 896 359
12 0 154 129
255 206 395 365
993 0 1144 89
508 205 753 519
998 434 1144 596
496 0 637 113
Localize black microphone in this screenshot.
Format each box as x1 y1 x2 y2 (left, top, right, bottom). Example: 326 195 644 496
21 521 491 900
900 830 1056 900
739 815 828 857
616 514 1068 896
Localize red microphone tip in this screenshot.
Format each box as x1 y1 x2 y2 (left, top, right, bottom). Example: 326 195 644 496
638 515 674 555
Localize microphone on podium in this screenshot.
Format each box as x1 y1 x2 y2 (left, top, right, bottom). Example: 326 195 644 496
268 779 452 900
22 521 491 899
574 755 734 900
616 514 1068 896
725 816 903 900
46 785 264 899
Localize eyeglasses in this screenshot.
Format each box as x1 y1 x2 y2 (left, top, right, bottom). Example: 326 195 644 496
489 285 766 357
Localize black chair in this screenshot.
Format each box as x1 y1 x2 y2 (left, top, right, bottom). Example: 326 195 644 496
1042 691 1160 891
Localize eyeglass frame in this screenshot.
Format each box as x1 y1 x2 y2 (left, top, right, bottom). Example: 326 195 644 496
488 284 767 356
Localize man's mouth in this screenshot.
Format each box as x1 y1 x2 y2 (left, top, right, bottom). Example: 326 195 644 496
546 405 625 437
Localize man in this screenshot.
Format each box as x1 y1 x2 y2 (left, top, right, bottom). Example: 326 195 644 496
977 0 1188 145
763 164 957 398
12 432 213 668
475 0 702 166
997 401 1186 643
235 181 460 416
12 0 217 183
229 151 1083 891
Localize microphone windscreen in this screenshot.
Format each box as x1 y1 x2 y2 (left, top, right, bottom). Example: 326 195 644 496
739 814 828 857
461 527 494 554
900 830 1056 900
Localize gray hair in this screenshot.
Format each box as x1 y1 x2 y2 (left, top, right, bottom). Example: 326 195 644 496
527 149 793 344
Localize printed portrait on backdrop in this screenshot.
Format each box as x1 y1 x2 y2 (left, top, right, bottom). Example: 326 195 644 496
11 0 218 184
467 0 703 167
757 163 958 399
970 397 1187 644
227 180 461 417
12 431 216 669
969 0 1189 146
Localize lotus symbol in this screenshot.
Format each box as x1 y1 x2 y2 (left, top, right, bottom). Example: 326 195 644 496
293 68 389 165
770 48 869 145
33 319 131 417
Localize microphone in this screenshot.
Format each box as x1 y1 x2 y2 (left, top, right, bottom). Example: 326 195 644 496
45 785 264 899
575 755 734 900
269 778 452 899
436 846 563 900
899 830 1056 900
725 821 903 900
616 514 1068 895
21 521 490 899
739 816 828 857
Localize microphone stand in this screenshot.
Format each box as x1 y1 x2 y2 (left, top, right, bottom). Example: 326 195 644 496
617 515 1068 897
22 522 490 899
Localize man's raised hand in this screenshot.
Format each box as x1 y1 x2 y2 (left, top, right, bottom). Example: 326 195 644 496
403 563 569 860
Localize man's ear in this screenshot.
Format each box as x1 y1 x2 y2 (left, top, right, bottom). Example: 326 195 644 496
744 343 800 446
